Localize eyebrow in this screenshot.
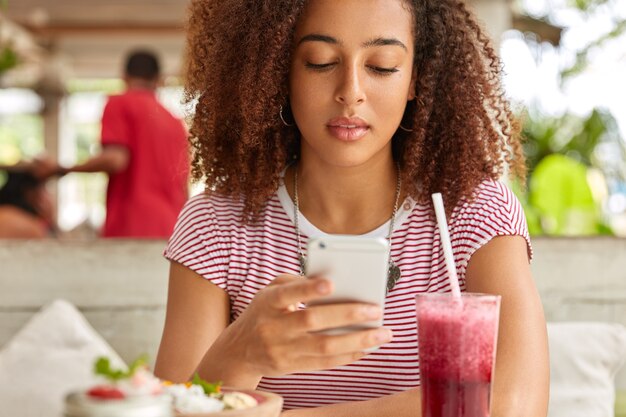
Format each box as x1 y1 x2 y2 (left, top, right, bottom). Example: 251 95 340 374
298 34 339 46
297 33 408 52
362 37 408 51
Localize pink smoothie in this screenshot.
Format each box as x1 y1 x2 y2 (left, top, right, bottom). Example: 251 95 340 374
416 294 500 417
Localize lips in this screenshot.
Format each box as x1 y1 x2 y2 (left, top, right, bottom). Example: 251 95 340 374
326 116 370 141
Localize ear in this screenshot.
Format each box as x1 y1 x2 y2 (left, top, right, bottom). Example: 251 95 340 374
407 67 418 101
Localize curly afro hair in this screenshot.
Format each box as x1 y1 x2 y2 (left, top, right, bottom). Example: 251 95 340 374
184 0 525 220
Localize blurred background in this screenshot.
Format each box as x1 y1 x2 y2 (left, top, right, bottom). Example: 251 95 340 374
1 0 625 238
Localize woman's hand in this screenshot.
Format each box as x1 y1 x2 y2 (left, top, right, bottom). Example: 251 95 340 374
205 274 393 386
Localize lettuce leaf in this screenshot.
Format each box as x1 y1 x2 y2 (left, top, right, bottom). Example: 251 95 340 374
94 355 149 382
192 373 223 395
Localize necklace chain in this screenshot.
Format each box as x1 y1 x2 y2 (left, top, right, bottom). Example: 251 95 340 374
293 164 403 293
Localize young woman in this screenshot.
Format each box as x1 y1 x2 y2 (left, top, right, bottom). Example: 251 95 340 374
155 1 549 416
0 169 55 238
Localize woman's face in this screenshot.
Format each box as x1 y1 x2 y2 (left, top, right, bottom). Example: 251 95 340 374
289 0 416 169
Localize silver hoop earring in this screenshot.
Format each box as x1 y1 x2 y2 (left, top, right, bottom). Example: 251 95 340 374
399 124 413 132
279 106 295 127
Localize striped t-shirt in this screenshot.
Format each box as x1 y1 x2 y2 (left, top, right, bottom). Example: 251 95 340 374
164 179 531 409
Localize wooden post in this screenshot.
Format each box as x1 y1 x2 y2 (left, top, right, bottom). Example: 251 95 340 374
467 0 513 51
38 87 64 227
40 91 61 161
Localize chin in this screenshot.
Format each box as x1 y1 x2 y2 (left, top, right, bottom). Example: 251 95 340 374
301 131 392 169
314 152 381 169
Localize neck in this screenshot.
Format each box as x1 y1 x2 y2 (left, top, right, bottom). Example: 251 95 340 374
125 79 157 92
288 155 400 235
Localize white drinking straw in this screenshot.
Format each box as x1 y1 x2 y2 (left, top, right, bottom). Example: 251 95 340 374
432 193 462 298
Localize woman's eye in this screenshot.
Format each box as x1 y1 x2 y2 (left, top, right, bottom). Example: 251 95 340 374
305 62 336 71
368 66 400 75
304 62 399 75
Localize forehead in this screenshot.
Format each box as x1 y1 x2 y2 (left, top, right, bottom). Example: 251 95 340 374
295 0 414 46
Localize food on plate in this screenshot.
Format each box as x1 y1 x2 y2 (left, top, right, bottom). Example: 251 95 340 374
66 356 259 415
163 374 258 414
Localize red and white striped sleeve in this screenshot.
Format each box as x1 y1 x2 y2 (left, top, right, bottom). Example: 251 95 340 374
451 180 533 279
164 193 230 291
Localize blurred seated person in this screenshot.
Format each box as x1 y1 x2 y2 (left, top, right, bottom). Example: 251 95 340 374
0 169 55 238
36 50 190 239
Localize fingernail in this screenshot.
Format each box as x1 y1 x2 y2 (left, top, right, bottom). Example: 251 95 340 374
362 306 382 319
374 329 392 343
316 280 330 294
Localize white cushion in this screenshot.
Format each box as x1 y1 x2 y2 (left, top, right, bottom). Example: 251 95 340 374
0 300 125 417
548 322 626 417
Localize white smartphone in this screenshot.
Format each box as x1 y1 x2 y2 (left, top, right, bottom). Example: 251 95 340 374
305 235 389 334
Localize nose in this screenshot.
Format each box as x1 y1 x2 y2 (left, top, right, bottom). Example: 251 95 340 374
335 64 366 106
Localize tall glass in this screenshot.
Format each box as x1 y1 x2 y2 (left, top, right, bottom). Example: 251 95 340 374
416 293 501 417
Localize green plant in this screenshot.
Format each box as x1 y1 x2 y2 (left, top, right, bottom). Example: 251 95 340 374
522 109 619 175
1 0 20 74
0 45 18 74
510 0 626 235
518 108 622 235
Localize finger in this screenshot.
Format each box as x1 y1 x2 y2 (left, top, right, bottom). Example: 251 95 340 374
283 302 384 333
295 351 370 373
301 327 393 357
268 274 301 288
263 277 333 310
267 275 307 312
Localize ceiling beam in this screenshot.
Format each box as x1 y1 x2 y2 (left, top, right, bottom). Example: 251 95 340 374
18 22 184 36
512 14 563 45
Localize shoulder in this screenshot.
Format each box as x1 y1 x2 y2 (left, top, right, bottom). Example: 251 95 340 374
0 207 47 238
448 179 532 265
101 94 128 114
170 190 288 249
452 180 521 224
105 91 148 107
166 192 244 260
105 93 125 105
176 192 246 230
165 191 282 280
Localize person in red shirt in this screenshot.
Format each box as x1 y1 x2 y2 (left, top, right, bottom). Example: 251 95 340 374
42 51 189 238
